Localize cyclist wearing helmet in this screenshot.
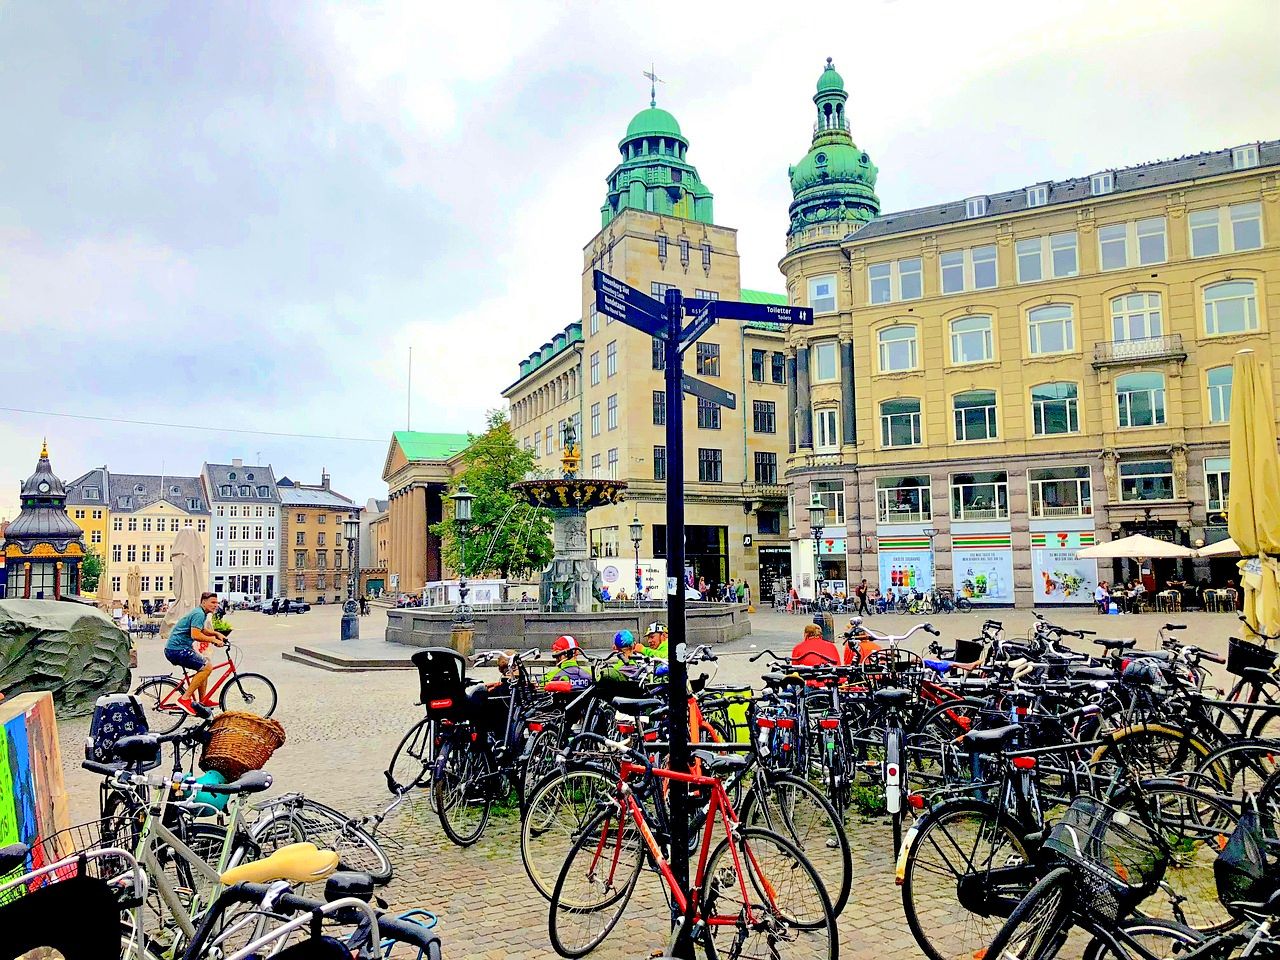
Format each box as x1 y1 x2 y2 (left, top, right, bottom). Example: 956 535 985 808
600 629 644 682
545 635 592 690
639 621 669 662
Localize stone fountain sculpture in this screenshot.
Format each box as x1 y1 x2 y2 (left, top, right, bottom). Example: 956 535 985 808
510 421 627 613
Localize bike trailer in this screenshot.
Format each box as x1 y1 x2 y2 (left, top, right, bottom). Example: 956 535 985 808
412 648 470 720
84 693 159 770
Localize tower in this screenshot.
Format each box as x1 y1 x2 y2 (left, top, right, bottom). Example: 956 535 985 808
3 442 86 599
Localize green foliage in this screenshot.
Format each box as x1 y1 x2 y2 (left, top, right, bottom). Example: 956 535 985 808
850 785 887 817
431 410 553 580
81 547 104 593
212 616 234 633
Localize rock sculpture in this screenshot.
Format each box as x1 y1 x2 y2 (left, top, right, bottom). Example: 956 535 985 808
0 600 130 715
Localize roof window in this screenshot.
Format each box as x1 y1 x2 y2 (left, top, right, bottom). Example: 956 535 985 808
964 196 987 218
1026 184 1049 207
1232 144 1260 170
1090 171 1115 196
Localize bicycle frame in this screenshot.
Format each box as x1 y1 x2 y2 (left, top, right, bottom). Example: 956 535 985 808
154 654 238 705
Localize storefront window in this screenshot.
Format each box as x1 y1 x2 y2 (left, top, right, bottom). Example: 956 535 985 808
810 479 845 525
950 471 1009 521
875 476 931 524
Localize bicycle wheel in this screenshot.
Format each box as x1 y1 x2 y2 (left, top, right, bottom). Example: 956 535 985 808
1081 918 1206 960
906 697 988 795
900 799 1035 960
700 826 836 960
983 866 1073 960
432 739 492 847
956 598 973 613
740 772 852 917
386 717 435 795
134 676 187 735
1090 723 1214 785
521 724 564 807
1188 738 1280 800
219 672 278 717
253 798 394 885
522 768 615 901
548 806 644 958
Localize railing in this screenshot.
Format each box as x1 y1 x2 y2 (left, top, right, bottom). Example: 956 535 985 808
745 483 788 500
877 507 930 524
800 452 843 468
1029 502 1093 518
1092 334 1186 367
952 507 1008 522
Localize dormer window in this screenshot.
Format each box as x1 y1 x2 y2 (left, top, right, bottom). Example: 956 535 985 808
1026 184 1049 207
220 485 232 496
246 472 255 480
1090 171 1115 196
1232 144 1260 170
256 485 269 497
965 196 988 218
239 485 251 496
228 471 237 480
170 484 181 495
84 486 99 500
134 483 145 494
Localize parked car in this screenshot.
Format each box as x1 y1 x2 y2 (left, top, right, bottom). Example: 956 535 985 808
263 598 310 615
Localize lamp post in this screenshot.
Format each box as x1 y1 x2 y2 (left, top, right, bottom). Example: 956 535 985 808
921 526 939 596
452 484 474 623
808 496 826 602
340 515 360 641
629 514 644 604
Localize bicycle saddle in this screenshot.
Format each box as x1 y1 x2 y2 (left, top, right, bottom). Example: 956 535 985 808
0 842 29 874
612 697 664 714
872 687 912 709
324 871 375 903
114 734 162 767
219 842 339 886
692 749 749 774
1068 666 1114 681
961 723 1020 754
1094 638 1136 651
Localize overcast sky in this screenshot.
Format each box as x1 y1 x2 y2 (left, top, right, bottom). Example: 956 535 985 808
2 0 1277 517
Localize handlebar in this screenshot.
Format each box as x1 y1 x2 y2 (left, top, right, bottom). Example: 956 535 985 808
855 621 939 644
750 648 786 663
1240 616 1280 642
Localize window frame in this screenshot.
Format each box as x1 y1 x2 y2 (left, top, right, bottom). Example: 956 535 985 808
813 340 839 382
808 274 838 313
952 390 999 442
752 399 776 434
590 402 600 436
811 479 846 525
1206 365 1233 424
949 315 994 365
697 448 723 483
1028 465 1092 518
868 258 925 303
1027 304 1076 355
965 196 987 218
652 390 666 426
589 351 600 384
814 408 839 451
653 445 667 481
1119 459 1176 503
1109 292 1163 342
1030 381 1080 436
1203 280 1259 336
770 352 786 384
1026 184 1049 207
1204 457 1231 512
607 394 618 430
1090 171 1114 195
1190 203 1264 257
874 476 930 524
879 397 923 448
938 246 998 294
1115 371 1167 429
750 349 766 383
695 341 721 377
606 340 618 377
949 470 1010 521
696 397 721 430
754 452 778 485
877 325 919 373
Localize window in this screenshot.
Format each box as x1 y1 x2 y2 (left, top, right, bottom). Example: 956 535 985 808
589 305 599 335
875 476 929 523
112 517 122 531
870 258 925 302
216 525 225 539
607 448 618 479
219 485 232 496
869 262 891 304
878 325 918 372
1099 223 1128 270
1207 366 1233 423
757 510 781 535
771 352 786 384
295 575 305 591
652 339 665 371
941 246 999 292
679 237 690 266
899 257 923 300
808 275 837 313
256 486 268 497
1016 233 1078 283
126 545 136 562
73 509 85 519
1192 203 1263 256
652 390 666 425
1190 208 1220 257
545 425 553 452
590 352 599 385
651 281 676 299
295 550 306 568
215 505 224 516
183 518 192 528
812 479 846 525
750 349 766 382
965 196 987 218
1027 304 1075 354
1116 372 1167 428
260 507 268 518
239 486 250 496
155 545 165 563
694 288 718 301
880 398 922 447
1233 144 1260 170
317 575 327 590
198 519 206 533
295 531 305 545
814 408 838 450
1026 184 1048 207
950 315 993 364
111 576 121 592
653 446 667 481
1137 218 1167 264
951 471 1009 521
1031 382 1080 435
85 487 99 501
940 251 963 294
127 518 137 531
317 532 326 546
1110 292 1163 341
696 398 721 429
142 518 152 532
1120 460 1175 501
606 341 617 377
696 342 720 377
532 432 540 457
111 544 122 562
141 576 150 592
813 341 838 381
590 453 600 474
752 400 776 434
607 394 618 430
1232 202 1263 251
754 452 778 485
1204 280 1259 335
701 241 712 268
697 448 723 483
1016 238 1042 283
91 530 101 543
1029 465 1092 518
953 390 998 441
1205 457 1231 512
1091 171 1114 195
254 549 263 567
590 402 600 436
656 233 668 259
972 246 996 289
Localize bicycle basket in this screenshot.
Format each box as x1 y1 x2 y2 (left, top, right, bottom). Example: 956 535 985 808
412 648 469 718
1227 637 1276 678
1044 796 1167 921
1215 806 1278 912
0 816 138 905
200 711 286 781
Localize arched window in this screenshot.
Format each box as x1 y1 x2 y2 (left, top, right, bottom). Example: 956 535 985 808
949 315 993 364
1204 280 1259 335
877 325 918 372
953 391 998 441
880 398 922 447
1116 372 1166 428
1110 292 1163 341
1031 382 1079 435
1027 304 1075 354
1206 365 1233 423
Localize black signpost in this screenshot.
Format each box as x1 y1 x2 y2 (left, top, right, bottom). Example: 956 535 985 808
592 270 811 954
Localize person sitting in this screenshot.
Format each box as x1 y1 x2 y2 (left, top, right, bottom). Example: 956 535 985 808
1094 581 1110 614
545 635 592 690
1127 580 1145 613
639 621 669 662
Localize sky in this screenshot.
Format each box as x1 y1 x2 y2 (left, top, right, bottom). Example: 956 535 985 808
1 0 1277 517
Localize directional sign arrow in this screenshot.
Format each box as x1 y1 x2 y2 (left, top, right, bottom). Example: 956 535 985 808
678 304 717 352
703 300 814 326
681 374 737 410
593 270 668 338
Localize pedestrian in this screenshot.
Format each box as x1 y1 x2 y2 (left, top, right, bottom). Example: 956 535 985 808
735 580 746 604
854 579 870 616
359 594 369 616
742 580 752 607
698 576 708 600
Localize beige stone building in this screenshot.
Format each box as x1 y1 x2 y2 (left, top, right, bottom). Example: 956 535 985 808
780 65 1279 606
504 99 792 600
102 475 210 607
278 472 356 604
380 431 468 595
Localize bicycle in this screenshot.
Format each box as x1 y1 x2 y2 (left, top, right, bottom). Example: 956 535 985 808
250 791 400 885
135 641 278 735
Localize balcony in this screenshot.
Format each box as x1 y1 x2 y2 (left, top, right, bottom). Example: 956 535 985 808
799 451 843 468
1029 502 1092 519
1092 334 1187 368
745 483 788 501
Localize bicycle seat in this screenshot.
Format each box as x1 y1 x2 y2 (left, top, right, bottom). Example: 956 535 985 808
324 870 375 903
1094 638 1136 651
219 842 339 886
961 723 1021 754
0 843 29 874
613 697 664 714
114 734 162 766
1068 666 1114 681
692 749 749 774
872 687 913 709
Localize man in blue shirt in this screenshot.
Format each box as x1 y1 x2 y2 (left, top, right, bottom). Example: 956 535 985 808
165 591 226 713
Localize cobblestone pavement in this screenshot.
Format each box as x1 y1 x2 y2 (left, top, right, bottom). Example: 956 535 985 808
55 604 1241 957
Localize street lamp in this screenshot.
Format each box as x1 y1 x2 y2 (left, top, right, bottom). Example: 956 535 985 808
340 514 360 641
629 514 644 604
921 526 939 597
808 496 826 601
452 484 474 623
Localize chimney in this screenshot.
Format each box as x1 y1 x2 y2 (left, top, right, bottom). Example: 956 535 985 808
232 458 244 468
321 468 330 490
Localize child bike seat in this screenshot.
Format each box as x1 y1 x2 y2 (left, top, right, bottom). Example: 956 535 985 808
219 842 339 886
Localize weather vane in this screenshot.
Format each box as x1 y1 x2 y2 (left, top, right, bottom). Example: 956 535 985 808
643 63 663 108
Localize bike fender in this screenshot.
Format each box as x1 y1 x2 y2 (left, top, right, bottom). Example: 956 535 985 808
894 824 919 885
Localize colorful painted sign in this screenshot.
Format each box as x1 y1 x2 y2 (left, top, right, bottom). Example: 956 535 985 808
952 534 1014 604
1032 531 1099 604
0 692 68 881
877 537 933 594
818 537 847 556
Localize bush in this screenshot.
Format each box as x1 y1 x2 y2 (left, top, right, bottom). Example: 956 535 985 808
212 616 233 633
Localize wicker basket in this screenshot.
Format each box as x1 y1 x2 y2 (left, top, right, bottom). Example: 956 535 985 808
200 711 286 781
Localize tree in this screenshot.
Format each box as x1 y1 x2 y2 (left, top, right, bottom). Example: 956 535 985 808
81 546 104 594
432 410 553 580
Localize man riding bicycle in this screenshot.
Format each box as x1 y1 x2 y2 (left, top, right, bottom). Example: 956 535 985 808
164 591 226 714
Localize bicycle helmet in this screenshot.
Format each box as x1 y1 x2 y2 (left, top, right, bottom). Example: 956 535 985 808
613 629 636 650
551 635 579 657
645 621 667 637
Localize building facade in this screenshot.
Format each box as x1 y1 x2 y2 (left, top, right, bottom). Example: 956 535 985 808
358 497 389 597
3 444 85 599
64 467 111 581
381 432 469 595
105 478 210 606
781 65 1279 605
203 460 281 600
278 473 357 604
504 97 793 600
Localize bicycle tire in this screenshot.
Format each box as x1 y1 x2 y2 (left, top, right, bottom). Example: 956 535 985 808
700 826 837 960
1090 722 1214 785
521 724 564 808
983 866 1073 960
521 767 616 901
1188 737 1280 800
548 805 645 958
906 696 988 794
433 739 492 847
739 772 852 917
1080 918 1206 960
133 676 187 736
386 716 435 795
219 672 278 717
253 797 394 885
956 598 973 613
900 798 1035 960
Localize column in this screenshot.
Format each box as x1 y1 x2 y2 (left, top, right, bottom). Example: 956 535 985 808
785 354 798 455
795 346 813 449
840 339 856 446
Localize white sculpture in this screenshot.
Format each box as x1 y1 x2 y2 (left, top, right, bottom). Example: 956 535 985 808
165 528 206 628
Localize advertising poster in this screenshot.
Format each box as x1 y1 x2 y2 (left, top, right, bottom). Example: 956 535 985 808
877 536 933 594
1031 531 1099 604
951 534 1014 604
595 559 665 598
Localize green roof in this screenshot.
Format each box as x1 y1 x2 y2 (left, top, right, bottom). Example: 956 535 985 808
816 59 845 94
740 289 788 305
624 106 684 140
393 431 470 462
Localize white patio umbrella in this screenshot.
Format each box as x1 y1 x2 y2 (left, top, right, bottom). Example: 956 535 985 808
1196 537 1241 558
1076 533 1195 560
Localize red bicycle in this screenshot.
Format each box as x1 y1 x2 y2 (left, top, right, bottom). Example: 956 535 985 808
134 641 278 735
548 737 837 959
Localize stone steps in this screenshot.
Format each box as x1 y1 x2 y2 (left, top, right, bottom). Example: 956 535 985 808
283 641 417 672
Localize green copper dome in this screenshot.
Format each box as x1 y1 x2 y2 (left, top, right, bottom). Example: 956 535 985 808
787 57 880 239
624 107 684 141
602 96 713 227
